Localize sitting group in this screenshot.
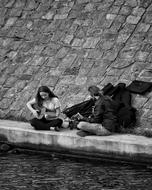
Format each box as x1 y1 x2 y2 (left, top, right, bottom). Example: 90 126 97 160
27 84 137 137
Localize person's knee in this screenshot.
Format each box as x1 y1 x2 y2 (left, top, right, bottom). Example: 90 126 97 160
77 121 87 129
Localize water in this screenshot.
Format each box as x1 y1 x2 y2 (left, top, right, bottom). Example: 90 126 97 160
0 153 152 190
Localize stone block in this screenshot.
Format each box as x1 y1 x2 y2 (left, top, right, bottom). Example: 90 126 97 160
136 23 150 32
59 7 72 14
119 5 132 15
42 11 54 20
143 13 152 24
54 14 68 20
138 70 152 81
4 17 18 28
31 56 46 66
142 108 152 119
0 98 14 109
24 0 39 10
117 33 130 43
109 5 120 14
75 76 87 85
58 76 76 85
132 7 145 17
101 41 114 50
139 0 152 8
14 0 25 8
19 74 32 81
63 66 80 76
4 77 17 88
59 54 77 68
106 14 117 20
8 8 23 17
132 95 148 109
72 38 84 47
77 0 90 4
125 0 137 7
86 49 103 59
114 0 124 5
84 3 94 12
56 47 69 59
5 0 15 8
83 37 100 48
46 57 59 68
103 50 118 61
63 34 74 44
135 51 149 61
144 98 152 109
126 15 141 24
110 21 122 32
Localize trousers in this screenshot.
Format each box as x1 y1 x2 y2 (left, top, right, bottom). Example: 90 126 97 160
30 117 63 130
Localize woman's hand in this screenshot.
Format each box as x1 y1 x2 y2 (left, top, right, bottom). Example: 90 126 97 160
32 110 39 118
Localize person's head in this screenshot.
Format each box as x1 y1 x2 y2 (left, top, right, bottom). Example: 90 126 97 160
36 86 57 107
88 85 102 98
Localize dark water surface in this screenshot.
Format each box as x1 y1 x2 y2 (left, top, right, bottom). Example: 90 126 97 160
0 153 152 190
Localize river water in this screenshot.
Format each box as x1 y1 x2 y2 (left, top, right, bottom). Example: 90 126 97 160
0 153 152 190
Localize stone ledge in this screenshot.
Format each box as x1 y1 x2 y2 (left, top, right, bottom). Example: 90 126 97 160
0 119 152 165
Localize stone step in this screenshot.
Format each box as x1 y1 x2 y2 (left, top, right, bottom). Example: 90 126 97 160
0 119 152 165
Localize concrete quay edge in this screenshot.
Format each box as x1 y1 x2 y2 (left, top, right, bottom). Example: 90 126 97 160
0 119 152 165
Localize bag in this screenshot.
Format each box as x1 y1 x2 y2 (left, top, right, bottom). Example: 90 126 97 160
126 80 152 95
62 99 94 118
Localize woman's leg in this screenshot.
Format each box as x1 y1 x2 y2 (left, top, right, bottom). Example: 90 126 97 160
49 118 63 128
30 118 51 130
30 118 63 130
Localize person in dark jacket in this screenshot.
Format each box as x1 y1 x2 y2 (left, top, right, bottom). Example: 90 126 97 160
77 85 120 137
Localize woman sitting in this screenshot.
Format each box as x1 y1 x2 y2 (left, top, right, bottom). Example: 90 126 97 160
26 86 63 131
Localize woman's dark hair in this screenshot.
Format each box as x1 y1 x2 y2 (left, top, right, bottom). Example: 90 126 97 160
36 86 57 107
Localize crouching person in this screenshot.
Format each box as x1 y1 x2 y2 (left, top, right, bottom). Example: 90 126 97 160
26 86 63 131
77 85 119 137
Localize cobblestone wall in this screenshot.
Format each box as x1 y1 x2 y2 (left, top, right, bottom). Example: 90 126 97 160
0 0 152 128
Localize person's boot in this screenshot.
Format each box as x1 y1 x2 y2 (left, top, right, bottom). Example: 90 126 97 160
54 126 60 131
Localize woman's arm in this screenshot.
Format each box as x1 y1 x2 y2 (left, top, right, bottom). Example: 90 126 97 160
26 99 39 118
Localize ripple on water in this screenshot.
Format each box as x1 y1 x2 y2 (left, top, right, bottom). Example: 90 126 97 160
0 153 152 190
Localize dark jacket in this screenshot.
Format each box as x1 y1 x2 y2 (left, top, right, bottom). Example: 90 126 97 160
82 95 120 124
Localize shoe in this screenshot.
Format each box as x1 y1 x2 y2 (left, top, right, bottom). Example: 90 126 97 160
77 131 89 137
69 120 79 130
69 120 74 130
55 126 60 132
